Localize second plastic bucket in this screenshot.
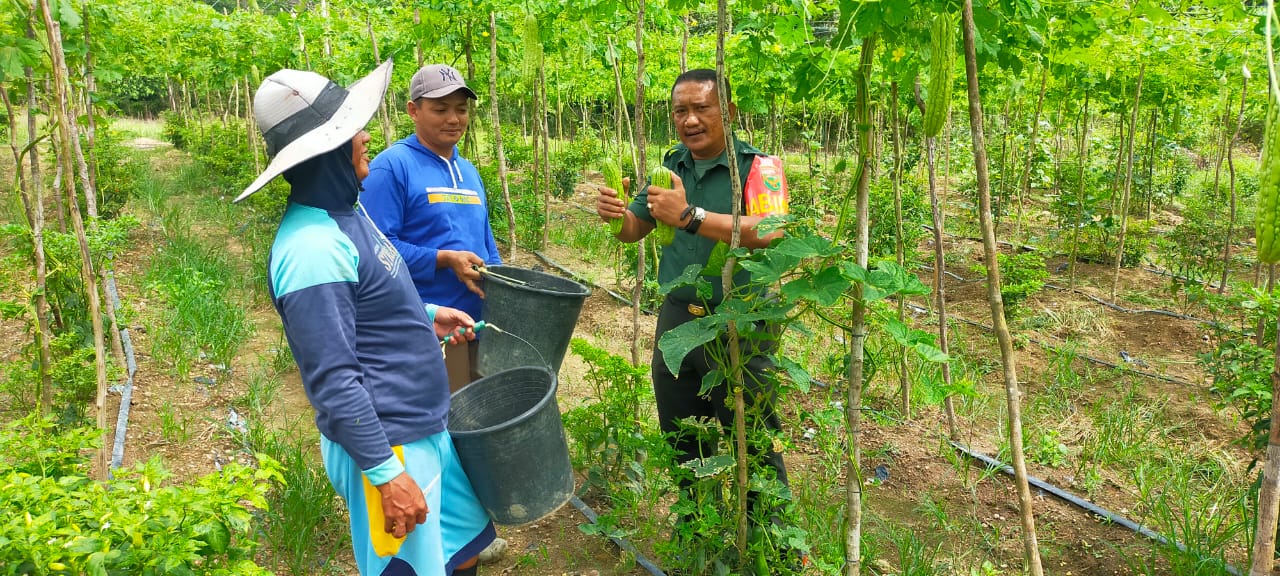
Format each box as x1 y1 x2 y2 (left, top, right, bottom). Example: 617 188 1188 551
448 366 574 525
477 265 590 376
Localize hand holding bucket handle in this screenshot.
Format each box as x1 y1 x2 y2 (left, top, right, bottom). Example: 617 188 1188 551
442 320 488 347
439 250 485 297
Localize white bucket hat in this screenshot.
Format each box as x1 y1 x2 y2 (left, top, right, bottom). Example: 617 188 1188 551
236 59 393 202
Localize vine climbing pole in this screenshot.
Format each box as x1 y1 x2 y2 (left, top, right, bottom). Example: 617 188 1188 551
713 0 751 556
38 0 110 479
844 34 875 576
630 5 648 368
1249 4 1280 571
1218 67 1248 294
960 0 1043 573
1110 64 1144 301
889 82 909 418
914 16 958 437
1 87 55 418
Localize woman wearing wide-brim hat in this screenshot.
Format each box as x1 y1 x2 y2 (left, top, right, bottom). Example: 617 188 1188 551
239 60 494 576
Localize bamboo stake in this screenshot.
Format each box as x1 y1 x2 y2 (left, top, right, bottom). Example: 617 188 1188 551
366 16 392 149
321 0 331 58
844 35 876 576
2 87 55 417
1111 64 1145 301
680 13 689 73
1143 107 1158 219
1219 68 1248 294
38 0 109 478
631 7 648 369
961 0 1043 572
489 13 516 263
890 82 910 418
81 2 99 197
539 64 551 249
1016 66 1047 241
711 0 751 557
914 79 958 440
1068 90 1090 290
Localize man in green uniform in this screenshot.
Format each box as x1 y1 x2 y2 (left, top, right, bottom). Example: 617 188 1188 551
593 69 792 528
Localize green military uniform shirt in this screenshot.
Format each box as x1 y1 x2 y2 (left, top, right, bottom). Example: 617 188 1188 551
629 135 767 307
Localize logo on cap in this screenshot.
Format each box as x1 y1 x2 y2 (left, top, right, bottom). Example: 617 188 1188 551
440 68 458 82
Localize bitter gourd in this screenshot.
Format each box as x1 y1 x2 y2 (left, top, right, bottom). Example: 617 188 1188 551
650 166 675 246
922 14 955 138
602 159 625 236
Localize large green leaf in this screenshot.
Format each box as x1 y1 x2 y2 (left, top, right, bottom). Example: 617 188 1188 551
781 265 849 307
682 454 735 479
657 315 722 376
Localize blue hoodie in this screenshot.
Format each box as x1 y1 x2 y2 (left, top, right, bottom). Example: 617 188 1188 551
268 143 448 483
360 135 501 321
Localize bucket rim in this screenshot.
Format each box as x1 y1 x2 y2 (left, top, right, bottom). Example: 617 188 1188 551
448 366 559 437
483 265 591 298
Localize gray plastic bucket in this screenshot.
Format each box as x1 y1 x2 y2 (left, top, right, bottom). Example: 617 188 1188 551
448 366 574 525
477 265 590 376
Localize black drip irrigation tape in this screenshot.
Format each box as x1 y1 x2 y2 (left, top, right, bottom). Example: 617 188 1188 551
1142 265 1225 291
903 303 1204 389
569 496 667 576
917 263 1222 328
1041 283 1228 330
105 269 138 476
949 442 1243 576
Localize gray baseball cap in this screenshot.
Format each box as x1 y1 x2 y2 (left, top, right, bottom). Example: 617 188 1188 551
409 64 478 101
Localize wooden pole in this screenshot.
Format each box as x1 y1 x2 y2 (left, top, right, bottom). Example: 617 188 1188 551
1110 64 1145 301
38 0 110 479
914 79 958 439
711 0 752 557
844 35 876 576
890 82 910 418
961 0 1043 572
489 12 516 263
366 16 392 149
1016 65 1047 241
631 6 648 369
1219 70 1248 294
1068 90 1090 290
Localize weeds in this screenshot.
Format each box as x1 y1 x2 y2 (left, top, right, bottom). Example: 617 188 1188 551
157 400 191 443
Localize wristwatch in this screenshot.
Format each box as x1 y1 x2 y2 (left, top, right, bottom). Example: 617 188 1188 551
683 206 706 234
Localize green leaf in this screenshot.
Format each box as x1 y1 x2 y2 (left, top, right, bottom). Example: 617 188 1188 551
781 265 849 307
659 264 705 296
702 241 730 277
195 520 230 554
775 356 812 393
770 235 840 260
658 316 722 376
87 553 108 576
912 342 949 364
67 536 102 554
682 454 735 478
56 0 82 30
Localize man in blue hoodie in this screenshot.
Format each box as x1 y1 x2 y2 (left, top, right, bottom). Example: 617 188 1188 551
361 63 502 394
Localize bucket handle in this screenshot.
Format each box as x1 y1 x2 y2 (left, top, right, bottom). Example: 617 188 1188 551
474 265 530 287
